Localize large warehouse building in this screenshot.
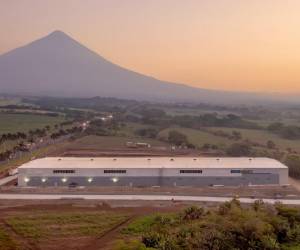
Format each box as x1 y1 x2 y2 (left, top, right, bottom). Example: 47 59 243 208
17 157 289 187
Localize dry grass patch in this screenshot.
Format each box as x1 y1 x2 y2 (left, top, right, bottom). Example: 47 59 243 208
5 211 130 241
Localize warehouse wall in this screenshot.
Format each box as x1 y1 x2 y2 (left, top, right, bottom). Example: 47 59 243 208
18 175 279 187
18 167 288 187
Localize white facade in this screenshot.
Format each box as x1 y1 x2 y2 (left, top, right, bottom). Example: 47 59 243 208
18 157 289 187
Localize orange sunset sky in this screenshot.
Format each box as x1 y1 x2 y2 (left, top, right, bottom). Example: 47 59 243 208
1 0 300 93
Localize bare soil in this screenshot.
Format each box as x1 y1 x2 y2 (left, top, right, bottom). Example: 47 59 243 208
1 184 299 199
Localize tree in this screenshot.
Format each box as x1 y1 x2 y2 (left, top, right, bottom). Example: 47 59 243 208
266 140 276 149
167 130 189 146
182 206 204 220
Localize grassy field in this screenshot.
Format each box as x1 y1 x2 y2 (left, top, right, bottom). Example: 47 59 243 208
65 134 168 150
7 211 129 240
247 118 300 128
0 225 20 250
158 126 300 152
118 122 157 137
122 213 163 235
0 113 65 134
158 127 232 148
0 209 130 250
207 127 300 151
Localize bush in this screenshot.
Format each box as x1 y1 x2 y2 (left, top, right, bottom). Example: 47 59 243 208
182 206 204 220
142 232 162 248
167 130 189 146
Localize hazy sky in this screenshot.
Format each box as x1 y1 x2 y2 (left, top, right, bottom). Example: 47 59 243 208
1 0 300 93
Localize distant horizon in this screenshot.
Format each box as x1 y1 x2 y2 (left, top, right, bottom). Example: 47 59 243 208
1 1 300 94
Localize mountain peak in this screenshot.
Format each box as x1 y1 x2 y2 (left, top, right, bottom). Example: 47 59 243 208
45 30 74 42
32 30 79 48
48 30 68 37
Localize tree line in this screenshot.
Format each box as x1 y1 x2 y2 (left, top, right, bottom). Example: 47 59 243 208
0 123 83 162
268 122 300 140
117 199 300 250
128 108 260 130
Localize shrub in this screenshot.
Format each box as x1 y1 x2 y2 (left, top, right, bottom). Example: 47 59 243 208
167 130 189 146
142 232 162 248
182 206 204 220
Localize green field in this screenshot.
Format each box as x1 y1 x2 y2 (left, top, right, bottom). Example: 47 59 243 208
207 127 300 151
158 127 232 148
247 118 300 128
158 126 300 152
0 113 65 134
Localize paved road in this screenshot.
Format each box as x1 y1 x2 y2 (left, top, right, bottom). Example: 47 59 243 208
0 193 300 205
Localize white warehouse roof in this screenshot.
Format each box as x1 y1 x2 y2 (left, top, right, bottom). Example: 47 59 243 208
18 157 288 169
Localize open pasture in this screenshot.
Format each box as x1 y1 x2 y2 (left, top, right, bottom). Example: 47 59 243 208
0 113 65 134
207 127 300 151
158 127 232 148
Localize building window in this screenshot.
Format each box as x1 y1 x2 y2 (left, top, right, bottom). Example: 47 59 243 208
230 169 241 174
180 170 202 174
104 169 126 174
53 170 75 174
241 170 253 174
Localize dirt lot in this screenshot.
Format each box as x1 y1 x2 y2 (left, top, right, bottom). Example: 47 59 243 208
1 185 299 199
